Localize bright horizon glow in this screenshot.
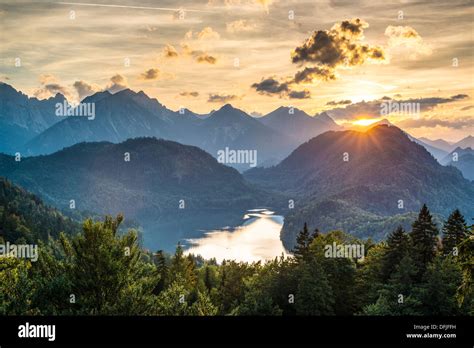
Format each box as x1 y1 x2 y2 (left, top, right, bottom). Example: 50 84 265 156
353 118 381 126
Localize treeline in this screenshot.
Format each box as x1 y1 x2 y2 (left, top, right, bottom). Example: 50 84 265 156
0 205 472 315
0 177 80 243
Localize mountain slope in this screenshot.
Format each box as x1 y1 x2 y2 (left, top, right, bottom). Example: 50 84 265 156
0 83 64 153
244 125 474 247
257 107 341 143
23 89 174 155
20 88 298 170
0 137 271 220
408 136 448 162
0 177 80 243
194 104 296 169
418 137 454 152
441 147 474 181
452 135 474 150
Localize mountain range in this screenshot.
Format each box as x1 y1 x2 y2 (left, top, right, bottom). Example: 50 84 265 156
440 147 474 181
1 83 340 171
0 83 63 154
1 82 473 249
0 137 276 219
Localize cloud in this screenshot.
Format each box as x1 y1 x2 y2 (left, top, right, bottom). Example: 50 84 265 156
197 27 220 40
182 44 218 64
226 19 257 33
180 91 199 97
385 25 432 59
208 93 240 103
385 25 420 40
288 90 311 99
73 80 101 101
396 117 472 130
251 18 384 98
106 74 128 93
196 53 217 64
139 68 160 80
293 66 336 83
326 94 470 121
252 77 289 94
186 27 220 40
34 74 73 100
291 18 385 67
450 94 468 100
326 99 352 106
251 77 311 99
163 44 178 58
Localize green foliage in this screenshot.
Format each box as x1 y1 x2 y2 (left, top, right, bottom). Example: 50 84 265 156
0 177 80 243
382 226 410 281
0 204 471 316
410 204 439 279
442 209 468 255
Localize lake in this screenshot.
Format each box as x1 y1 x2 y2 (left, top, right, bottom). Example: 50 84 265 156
183 209 289 263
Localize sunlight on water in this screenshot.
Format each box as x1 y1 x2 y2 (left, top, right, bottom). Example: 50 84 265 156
184 209 289 263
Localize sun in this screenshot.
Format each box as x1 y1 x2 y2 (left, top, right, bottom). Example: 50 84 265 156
353 118 380 126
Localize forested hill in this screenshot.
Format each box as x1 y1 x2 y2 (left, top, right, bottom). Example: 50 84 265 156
0 137 276 220
244 125 474 247
0 177 80 243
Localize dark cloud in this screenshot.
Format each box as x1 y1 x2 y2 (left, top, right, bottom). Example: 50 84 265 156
326 94 470 120
293 66 336 83
451 94 469 100
291 18 385 67
288 90 311 99
251 18 384 99
252 77 289 94
251 77 311 99
208 93 239 103
180 91 199 97
326 99 352 106
139 68 160 80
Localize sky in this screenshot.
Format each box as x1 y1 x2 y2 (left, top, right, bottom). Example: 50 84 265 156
0 0 473 142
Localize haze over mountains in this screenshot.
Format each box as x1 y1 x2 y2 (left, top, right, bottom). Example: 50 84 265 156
441 147 474 181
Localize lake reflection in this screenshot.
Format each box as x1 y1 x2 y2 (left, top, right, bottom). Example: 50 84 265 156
184 209 290 263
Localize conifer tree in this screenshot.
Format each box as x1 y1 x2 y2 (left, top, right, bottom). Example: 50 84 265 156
442 209 468 255
382 226 410 280
410 204 439 278
65 214 149 314
293 223 317 262
204 265 212 294
168 243 197 289
153 250 167 294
